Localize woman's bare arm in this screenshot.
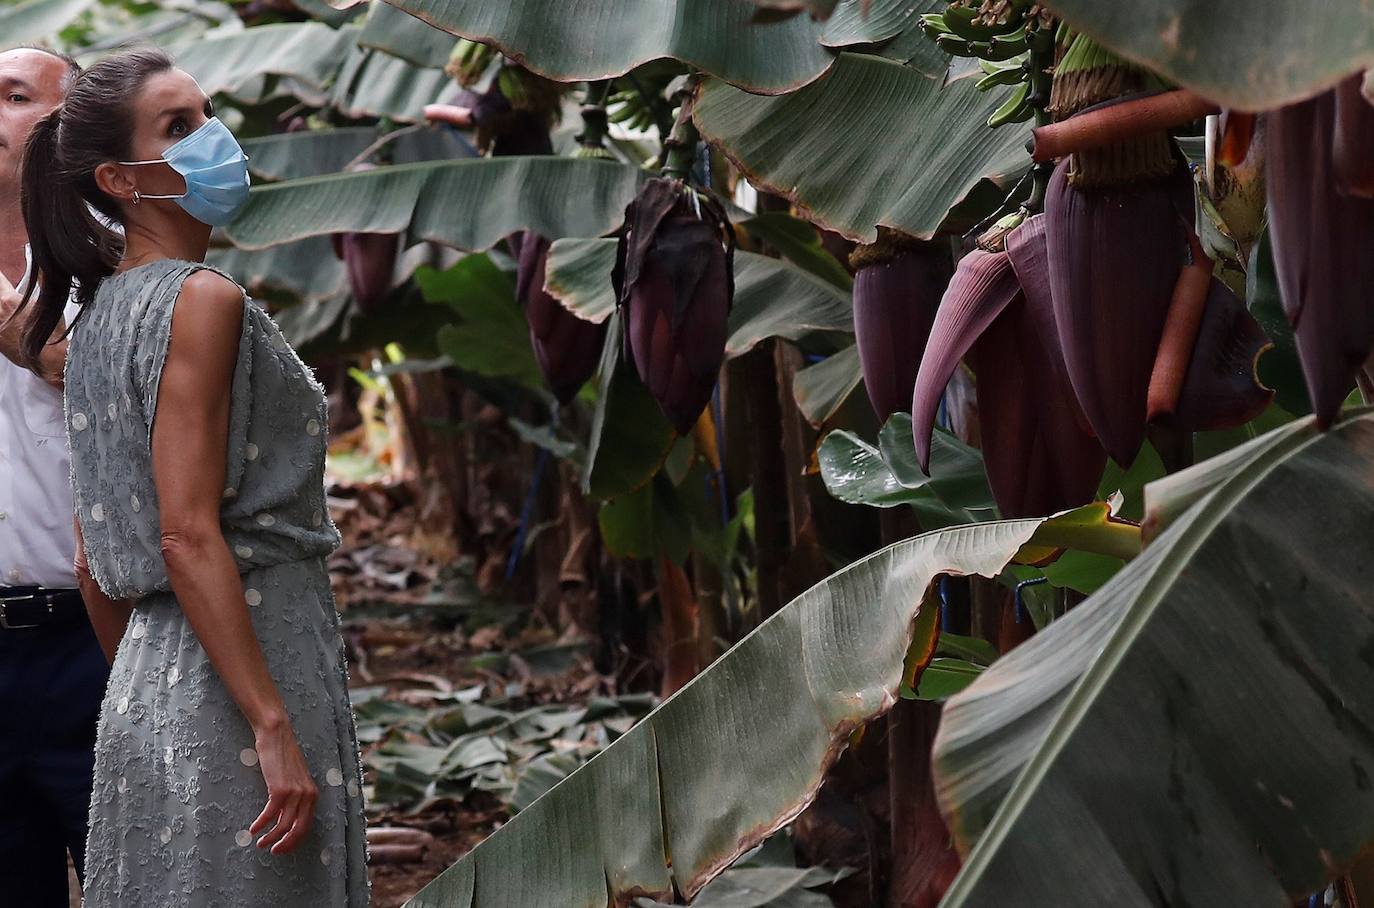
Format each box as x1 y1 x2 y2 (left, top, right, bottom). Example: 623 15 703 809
151 270 317 855
73 515 132 664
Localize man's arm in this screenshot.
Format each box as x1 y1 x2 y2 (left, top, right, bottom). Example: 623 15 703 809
0 268 65 389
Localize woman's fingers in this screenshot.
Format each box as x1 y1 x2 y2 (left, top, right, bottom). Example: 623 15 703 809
255 792 299 851
271 795 317 855
250 793 283 836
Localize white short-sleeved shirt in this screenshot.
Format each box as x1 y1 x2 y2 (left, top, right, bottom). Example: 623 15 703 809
0 246 80 587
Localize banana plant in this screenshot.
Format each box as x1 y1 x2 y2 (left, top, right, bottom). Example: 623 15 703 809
402 506 1136 907
934 409 1374 905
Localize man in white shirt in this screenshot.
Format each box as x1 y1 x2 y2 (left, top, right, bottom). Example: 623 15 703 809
0 45 108 906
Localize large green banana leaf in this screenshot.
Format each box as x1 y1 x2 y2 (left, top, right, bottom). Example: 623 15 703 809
0 0 92 43
792 345 862 427
404 512 1102 907
934 410 1374 905
224 157 647 252
376 0 838 93
329 46 454 121
1044 0 1374 109
694 52 1030 243
359 0 454 68
540 237 851 355
174 22 358 102
243 126 472 182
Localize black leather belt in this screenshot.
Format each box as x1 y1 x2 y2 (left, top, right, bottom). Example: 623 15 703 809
0 586 86 630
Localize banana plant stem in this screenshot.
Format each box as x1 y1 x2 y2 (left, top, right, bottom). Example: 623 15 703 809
662 74 702 182
1025 26 1057 213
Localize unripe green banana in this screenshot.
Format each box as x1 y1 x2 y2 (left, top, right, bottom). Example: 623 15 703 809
942 5 997 41
976 63 1027 91
987 80 1031 128
919 13 952 37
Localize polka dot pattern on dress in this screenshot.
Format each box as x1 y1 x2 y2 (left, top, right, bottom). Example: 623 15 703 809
255 512 275 528
235 545 253 559
240 748 259 767
71 412 87 431
245 589 262 607
245 443 259 461
326 768 343 787
235 830 253 848
91 502 104 522
305 419 320 436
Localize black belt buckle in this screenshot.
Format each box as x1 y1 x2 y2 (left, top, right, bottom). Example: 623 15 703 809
0 593 50 630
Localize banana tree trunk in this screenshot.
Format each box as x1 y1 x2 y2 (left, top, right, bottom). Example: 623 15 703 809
888 699 961 908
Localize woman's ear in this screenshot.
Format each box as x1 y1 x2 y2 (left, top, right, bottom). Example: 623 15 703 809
94 161 137 204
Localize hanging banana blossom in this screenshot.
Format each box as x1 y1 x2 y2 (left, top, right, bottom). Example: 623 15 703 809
1044 34 1194 467
329 163 398 314
850 233 950 419
613 177 735 435
517 236 609 405
911 217 1106 518
1266 75 1374 427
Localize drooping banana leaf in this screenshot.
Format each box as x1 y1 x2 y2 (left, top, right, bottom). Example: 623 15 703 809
819 0 948 78
173 21 359 102
582 311 676 500
934 409 1374 905
540 237 851 354
1043 0 1374 109
694 52 1031 243
242 128 378 182
358 0 455 68
405 510 1122 907
224 157 648 252
0 0 92 44
792 344 863 427
242 126 473 182
329 45 456 121
378 0 838 93
207 236 347 304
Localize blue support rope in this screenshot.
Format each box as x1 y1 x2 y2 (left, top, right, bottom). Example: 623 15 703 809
939 576 952 633
1014 576 1049 625
505 448 551 580
710 383 729 526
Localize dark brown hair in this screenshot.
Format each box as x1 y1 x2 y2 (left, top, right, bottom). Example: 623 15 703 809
18 47 173 369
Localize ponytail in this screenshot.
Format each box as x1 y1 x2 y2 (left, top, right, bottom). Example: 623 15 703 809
18 108 122 372
15 47 173 372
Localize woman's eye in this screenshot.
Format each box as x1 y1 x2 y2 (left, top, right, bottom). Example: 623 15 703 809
169 119 187 137
7 94 26 103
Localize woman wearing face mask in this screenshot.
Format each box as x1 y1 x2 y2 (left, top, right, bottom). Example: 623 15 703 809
12 48 368 906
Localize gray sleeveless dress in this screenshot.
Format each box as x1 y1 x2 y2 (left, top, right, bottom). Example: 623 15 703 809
66 259 369 906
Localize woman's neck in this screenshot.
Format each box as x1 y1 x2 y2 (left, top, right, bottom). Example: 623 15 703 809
116 216 211 273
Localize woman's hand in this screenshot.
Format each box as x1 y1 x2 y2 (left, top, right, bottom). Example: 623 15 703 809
249 717 319 855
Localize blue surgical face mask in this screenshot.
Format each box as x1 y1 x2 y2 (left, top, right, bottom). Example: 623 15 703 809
119 117 251 227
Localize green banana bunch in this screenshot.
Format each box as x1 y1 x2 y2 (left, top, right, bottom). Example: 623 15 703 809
445 38 496 87
921 0 1028 45
987 80 1033 127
